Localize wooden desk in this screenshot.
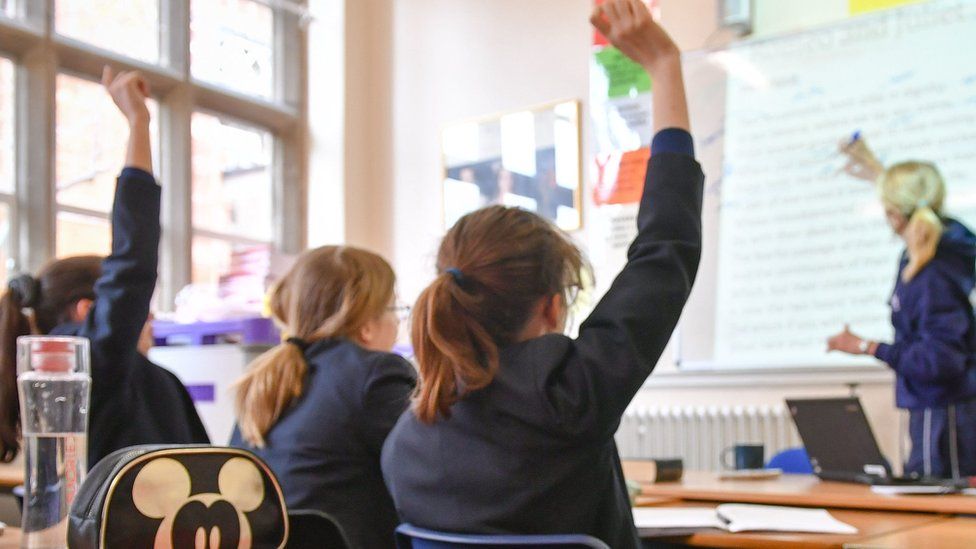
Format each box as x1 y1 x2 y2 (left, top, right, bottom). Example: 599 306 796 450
843 517 976 549
638 471 976 514
639 504 945 549
0 527 20 548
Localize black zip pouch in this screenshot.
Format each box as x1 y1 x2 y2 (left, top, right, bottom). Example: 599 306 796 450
68 445 288 548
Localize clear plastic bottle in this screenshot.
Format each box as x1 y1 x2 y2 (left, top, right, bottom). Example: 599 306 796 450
17 337 91 549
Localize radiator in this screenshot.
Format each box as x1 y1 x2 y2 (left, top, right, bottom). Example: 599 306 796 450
615 405 802 471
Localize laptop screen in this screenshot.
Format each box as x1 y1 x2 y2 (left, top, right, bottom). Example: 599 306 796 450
786 397 890 480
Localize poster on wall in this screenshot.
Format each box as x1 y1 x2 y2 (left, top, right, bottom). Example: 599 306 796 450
849 0 924 15
441 100 583 232
586 0 659 297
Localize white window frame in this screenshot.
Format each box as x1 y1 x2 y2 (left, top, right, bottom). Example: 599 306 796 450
0 0 308 307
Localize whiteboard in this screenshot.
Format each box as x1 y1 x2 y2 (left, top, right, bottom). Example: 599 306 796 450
676 0 976 369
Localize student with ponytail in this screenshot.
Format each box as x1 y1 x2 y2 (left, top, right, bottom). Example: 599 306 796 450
381 2 702 547
230 245 415 549
0 67 208 467
830 143 976 478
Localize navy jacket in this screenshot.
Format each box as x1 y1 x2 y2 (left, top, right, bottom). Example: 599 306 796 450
51 168 209 468
231 339 416 549
381 143 703 549
875 218 976 409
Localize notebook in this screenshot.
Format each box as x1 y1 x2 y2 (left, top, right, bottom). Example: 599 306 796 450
633 504 858 535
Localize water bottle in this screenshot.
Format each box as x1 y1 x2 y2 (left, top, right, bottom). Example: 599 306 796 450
17 336 91 549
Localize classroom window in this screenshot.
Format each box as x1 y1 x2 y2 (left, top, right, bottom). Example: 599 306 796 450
190 0 274 99
0 203 11 283
55 211 111 258
190 112 273 285
0 58 13 194
191 112 273 241
0 2 305 307
0 58 14 280
55 74 159 214
55 0 160 64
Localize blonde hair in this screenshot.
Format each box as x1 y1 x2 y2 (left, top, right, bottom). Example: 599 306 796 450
234 246 396 447
878 161 946 282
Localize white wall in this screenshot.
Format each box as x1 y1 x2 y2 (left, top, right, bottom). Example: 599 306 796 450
309 0 908 468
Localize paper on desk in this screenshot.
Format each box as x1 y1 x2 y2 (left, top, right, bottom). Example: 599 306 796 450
870 485 954 495
717 504 858 534
632 507 725 529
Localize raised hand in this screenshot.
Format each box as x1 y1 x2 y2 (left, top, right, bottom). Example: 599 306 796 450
839 135 885 182
101 66 151 127
590 0 679 73
102 66 152 173
590 0 688 132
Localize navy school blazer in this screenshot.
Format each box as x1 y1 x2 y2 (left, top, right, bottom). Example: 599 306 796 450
230 339 416 549
52 168 209 468
381 131 704 549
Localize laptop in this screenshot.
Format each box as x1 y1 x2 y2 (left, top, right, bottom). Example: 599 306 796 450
785 397 937 485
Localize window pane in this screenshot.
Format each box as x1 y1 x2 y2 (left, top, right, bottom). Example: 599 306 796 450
56 212 110 258
191 235 234 286
56 74 158 214
56 0 159 64
191 111 273 240
191 0 274 99
1 1 14 18
0 203 11 282
0 59 13 194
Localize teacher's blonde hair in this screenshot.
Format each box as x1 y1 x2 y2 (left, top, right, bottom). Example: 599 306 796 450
878 161 945 282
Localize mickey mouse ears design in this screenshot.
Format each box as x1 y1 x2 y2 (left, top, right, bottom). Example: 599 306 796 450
68 445 289 549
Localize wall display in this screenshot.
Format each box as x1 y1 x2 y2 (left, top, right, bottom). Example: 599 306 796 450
441 101 583 232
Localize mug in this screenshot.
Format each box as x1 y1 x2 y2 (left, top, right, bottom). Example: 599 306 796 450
721 444 765 470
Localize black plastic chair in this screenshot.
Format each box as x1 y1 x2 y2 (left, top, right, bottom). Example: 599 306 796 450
286 509 350 549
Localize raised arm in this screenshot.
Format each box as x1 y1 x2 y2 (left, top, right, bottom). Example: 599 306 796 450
557 0 702 438
77 67 160 393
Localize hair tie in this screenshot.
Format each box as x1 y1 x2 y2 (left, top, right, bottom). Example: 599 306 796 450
445 268 465 284
285 337 309 351
917 199 929 210
7 274 40 308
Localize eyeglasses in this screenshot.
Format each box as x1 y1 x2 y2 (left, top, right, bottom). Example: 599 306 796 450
387 303 412 322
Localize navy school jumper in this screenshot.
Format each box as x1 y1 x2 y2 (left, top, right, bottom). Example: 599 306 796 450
51 168 209 468
381 130 703 549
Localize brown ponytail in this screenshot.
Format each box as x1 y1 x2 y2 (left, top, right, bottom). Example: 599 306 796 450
0 257 103 462
412 206 588 423
0 285 32 462
234 246 396 447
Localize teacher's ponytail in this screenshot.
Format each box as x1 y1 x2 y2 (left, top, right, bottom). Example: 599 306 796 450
902 205 943 282
878 161 946 282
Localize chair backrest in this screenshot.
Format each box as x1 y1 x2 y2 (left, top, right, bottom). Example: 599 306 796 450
287 509 350 549
395 524 610 549
767 447 814 474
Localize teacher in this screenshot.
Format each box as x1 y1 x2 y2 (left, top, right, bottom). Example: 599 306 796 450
828 137 976 479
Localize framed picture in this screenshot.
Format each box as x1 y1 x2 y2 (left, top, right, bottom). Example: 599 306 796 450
441 100 582 231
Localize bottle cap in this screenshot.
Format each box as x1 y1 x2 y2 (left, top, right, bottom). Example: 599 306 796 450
17 336 88 375
30 340 75 373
